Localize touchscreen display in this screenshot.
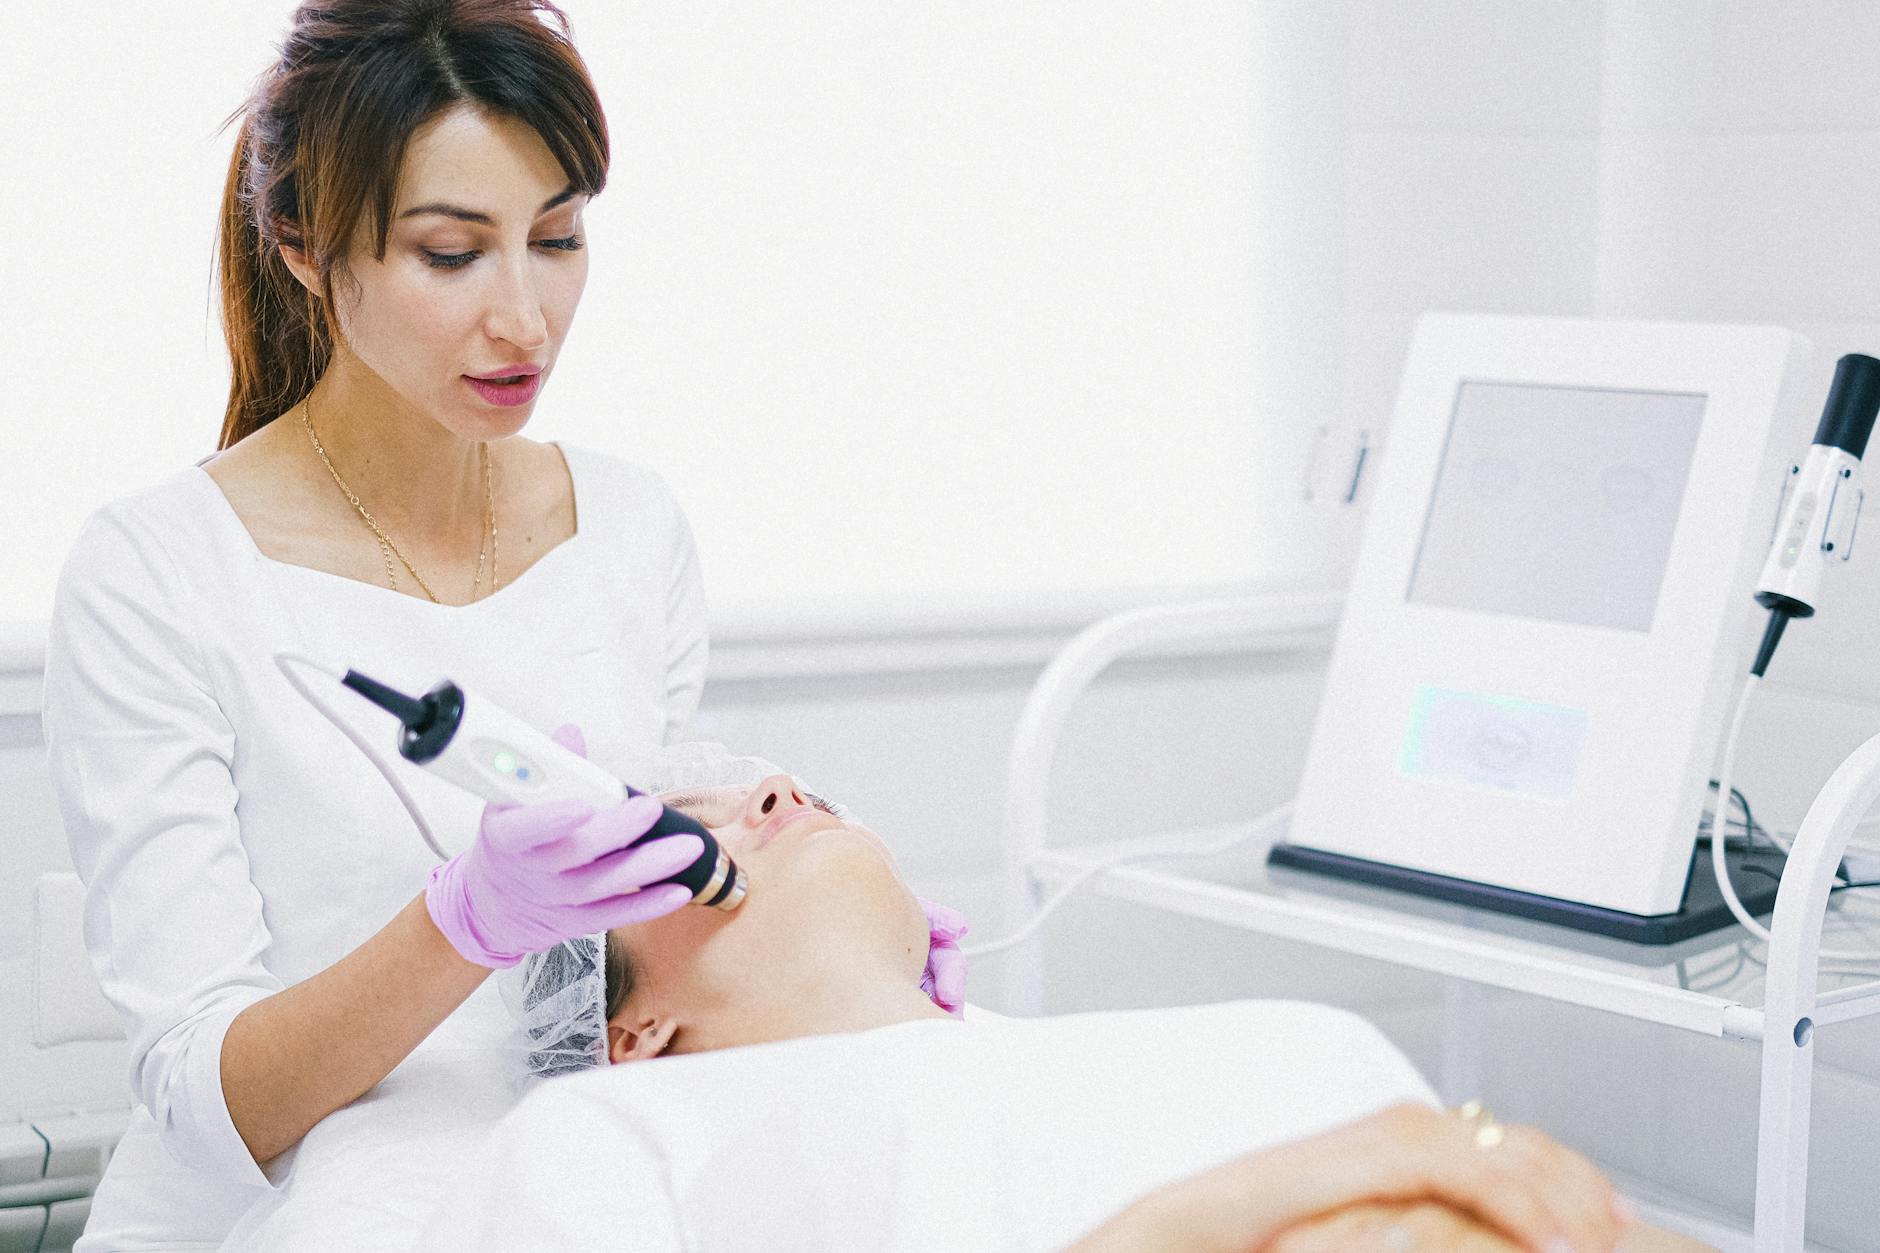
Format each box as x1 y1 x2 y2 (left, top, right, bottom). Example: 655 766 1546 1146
1407 381 1706 632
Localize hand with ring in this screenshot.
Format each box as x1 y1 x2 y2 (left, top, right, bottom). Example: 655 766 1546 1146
1065 1100 1716 1253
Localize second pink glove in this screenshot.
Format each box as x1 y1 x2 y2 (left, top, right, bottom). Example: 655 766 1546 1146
918 898 969 1017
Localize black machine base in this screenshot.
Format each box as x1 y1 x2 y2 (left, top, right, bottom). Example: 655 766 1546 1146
1265 841 1785 946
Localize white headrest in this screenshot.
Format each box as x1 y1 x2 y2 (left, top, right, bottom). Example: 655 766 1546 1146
33 873 122 1046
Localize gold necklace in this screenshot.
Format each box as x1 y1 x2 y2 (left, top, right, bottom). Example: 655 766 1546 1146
298 396 500 604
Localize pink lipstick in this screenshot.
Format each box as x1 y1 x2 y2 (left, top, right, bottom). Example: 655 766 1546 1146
464 364 544 407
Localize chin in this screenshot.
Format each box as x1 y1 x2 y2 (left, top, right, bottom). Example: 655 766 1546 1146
774 826 907 895
444 407 532 443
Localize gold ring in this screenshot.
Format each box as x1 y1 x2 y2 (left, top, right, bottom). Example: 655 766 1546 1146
1454 1099 1504 1150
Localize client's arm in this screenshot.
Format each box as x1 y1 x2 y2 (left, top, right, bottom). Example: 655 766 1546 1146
1065 1103 1705 1253
1263 1200 1708 1252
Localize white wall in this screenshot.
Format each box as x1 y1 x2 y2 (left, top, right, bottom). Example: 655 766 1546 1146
0 1 1350 629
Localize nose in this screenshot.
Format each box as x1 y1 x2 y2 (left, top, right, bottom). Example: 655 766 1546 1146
482 252 549 353
742 774 810 827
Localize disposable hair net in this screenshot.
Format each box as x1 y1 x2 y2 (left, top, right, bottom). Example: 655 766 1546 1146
500 931 611 1081
634 741 776 792
499 743 850 1082
614 740 847 815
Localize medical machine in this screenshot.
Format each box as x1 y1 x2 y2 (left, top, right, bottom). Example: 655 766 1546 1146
1273 313 1814 942
275 653 747 911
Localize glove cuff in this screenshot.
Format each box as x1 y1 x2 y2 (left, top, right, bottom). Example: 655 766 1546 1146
424 858 525 970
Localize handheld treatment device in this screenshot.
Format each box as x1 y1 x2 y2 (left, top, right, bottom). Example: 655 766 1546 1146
1709 353 1880 955
274 653 745 911
1750 353 1880 669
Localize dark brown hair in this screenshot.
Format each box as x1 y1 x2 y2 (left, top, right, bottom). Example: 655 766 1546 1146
603 928 634 1022
214 0 610 450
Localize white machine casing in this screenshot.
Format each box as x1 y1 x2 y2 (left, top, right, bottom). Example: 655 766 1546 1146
424 685 631 811
1291 313 1813 917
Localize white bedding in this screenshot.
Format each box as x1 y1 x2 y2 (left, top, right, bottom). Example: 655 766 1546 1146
412 999 1438 1253
213 984 521 1252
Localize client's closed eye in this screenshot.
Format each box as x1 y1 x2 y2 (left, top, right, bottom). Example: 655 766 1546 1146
660 788 749 827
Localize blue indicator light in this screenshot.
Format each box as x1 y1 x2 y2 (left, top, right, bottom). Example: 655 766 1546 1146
516 767 531 780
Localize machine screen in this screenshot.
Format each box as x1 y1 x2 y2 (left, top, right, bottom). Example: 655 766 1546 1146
1407 381 1707 632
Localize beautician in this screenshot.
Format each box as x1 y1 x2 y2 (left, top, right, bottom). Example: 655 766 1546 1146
38 3 963 1248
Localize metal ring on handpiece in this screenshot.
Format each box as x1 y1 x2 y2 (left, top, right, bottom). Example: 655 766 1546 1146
697 849 747 911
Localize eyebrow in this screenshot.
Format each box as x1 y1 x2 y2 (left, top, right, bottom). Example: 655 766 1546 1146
397 186 581 225
660 789 741 816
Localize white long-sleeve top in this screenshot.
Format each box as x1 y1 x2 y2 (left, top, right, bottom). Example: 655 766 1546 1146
40 441 770 1250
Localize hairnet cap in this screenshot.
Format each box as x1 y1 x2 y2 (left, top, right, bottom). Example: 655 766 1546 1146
499 932 610 1082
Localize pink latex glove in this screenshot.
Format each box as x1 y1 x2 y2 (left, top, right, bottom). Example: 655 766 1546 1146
425 724 701 969
918 898 968 1017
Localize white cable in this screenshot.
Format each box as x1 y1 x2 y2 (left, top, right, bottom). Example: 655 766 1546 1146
273 651 452 861
963 801 1294 960
1709 672 1880 961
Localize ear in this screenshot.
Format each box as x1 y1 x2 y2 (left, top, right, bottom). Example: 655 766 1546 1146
276 237 321 298
607 1014 678 1064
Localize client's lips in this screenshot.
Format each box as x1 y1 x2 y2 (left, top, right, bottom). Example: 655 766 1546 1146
755 808 840 850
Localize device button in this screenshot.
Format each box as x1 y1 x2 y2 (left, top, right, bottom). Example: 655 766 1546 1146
470 738 543 789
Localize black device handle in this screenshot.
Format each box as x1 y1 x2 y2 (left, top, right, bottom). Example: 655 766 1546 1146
617 786 731 900
622 784 715 847
1813 352 1880 460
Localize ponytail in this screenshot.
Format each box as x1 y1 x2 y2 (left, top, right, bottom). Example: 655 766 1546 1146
215 113 331 451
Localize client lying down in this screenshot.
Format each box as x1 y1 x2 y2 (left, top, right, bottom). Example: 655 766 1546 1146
417 774 1708 1252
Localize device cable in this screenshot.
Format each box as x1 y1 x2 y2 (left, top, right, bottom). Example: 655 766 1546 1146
963 801 1295 960
1708 657 1880 961
275 651 452 861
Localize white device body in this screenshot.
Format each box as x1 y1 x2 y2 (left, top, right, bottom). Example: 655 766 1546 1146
425 686 634 811
1291 313 1812 917
1755 444 1864 613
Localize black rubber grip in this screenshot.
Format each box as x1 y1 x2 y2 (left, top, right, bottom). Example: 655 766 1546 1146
1812 353 1880 460
621 785 723 897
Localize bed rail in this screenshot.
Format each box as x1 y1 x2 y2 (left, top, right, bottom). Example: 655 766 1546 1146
998 590 1342 1012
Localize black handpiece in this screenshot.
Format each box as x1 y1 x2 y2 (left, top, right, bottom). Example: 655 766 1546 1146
340 668 747 911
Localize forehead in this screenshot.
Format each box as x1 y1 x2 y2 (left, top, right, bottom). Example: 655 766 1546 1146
395 105 571 216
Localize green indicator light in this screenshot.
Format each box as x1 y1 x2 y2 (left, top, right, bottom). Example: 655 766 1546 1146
493 751 517 775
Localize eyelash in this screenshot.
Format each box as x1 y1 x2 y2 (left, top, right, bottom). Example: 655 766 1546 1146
660 787 837 819
422 235 585 272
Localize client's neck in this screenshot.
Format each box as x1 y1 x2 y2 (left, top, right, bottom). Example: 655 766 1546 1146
691 953 954 1054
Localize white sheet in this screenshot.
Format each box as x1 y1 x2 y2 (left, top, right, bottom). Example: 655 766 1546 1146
413 999 1439 1253
213 982 520 1252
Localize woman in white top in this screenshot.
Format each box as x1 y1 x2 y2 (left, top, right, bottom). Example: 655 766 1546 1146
39 3 960 1247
